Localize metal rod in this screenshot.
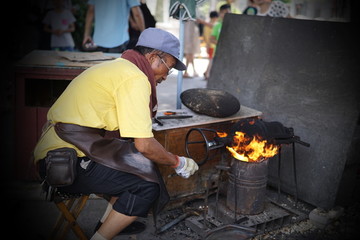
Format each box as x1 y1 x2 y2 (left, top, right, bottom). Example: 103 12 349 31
203 173 211 229
234 163 238 223
277 146 282 201
176 16 185 109
215 170 221 218
156 211 199 234
293 137 310 147
292 142 298 206
204 187 209 228
215 150 228 218
154 117 163 126
187 140 206 144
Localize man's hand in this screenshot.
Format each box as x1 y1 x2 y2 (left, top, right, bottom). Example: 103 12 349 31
174 156 199 178
82 35 93 46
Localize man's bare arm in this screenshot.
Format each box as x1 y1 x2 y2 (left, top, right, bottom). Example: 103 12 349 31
134 138 177 166
131 6 145 32
83 4 95 45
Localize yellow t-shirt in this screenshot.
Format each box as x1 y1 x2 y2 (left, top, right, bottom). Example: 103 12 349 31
34 58 154 162
203 25 215 49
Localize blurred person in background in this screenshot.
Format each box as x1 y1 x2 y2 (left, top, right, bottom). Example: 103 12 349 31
210 4 231 55
183 20 201 78
201 10 219 80
43 0 76 51
83 0 145 53
127 0 156 50
217 0 241 14
243 0 258 15
254 0 291 17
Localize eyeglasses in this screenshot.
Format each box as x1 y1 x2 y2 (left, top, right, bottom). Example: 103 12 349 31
158 55 173 75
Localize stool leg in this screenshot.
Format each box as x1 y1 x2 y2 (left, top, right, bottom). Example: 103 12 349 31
52 196 89 240
61 195 89 240
50 198 76 240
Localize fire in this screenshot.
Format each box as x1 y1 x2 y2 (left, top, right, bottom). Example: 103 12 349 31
226 131 279 162
216 131 228 138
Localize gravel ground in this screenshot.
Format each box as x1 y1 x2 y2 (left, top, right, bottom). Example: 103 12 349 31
253 202 360 240
6 181 360 240
152 188 360 240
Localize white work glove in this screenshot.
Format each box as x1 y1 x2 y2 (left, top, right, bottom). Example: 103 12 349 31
173 156 199 178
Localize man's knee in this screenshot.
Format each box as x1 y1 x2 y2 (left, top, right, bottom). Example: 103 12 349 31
113 182 160 217
140 181 160 202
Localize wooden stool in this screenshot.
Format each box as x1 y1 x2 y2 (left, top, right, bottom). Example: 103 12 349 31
50 191 89 240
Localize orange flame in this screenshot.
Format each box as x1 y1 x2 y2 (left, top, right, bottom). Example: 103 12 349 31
216 131 228 138
226 131 279 162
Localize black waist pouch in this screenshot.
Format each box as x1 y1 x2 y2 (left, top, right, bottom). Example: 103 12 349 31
45 147 77 187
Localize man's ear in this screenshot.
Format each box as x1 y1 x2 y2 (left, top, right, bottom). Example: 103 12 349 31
145 51 157 64
146 51 160 64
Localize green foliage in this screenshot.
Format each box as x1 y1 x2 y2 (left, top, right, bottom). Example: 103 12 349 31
279 0 291 4
71 0 89 50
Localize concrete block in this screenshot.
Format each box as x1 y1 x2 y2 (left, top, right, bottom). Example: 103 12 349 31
309 206 344 228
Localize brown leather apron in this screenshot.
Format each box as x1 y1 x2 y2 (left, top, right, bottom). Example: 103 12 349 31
54 122 169 215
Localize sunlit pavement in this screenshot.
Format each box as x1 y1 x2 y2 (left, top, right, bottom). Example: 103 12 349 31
157 57 209 111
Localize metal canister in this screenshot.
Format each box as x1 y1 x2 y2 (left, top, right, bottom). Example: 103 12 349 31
226 158 269 215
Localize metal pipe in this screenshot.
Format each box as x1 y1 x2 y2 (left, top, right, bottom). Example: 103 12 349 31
292 142 298 206
156 210 199 234
277 146 282 201
176 13 185 109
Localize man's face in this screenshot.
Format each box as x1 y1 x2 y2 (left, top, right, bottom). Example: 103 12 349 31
151 53 176 85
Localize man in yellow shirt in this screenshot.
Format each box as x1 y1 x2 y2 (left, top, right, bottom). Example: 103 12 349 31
34 28 198 240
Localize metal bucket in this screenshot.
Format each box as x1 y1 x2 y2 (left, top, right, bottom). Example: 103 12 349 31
226 158 269 215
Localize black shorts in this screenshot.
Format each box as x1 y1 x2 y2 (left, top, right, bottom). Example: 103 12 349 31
42 158 160 217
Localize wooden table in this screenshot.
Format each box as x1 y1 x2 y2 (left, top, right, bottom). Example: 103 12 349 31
153 106 262 206
14 50 117 179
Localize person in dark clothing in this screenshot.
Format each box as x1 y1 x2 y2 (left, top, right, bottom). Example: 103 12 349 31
127 0 156 49
243 0 258 15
